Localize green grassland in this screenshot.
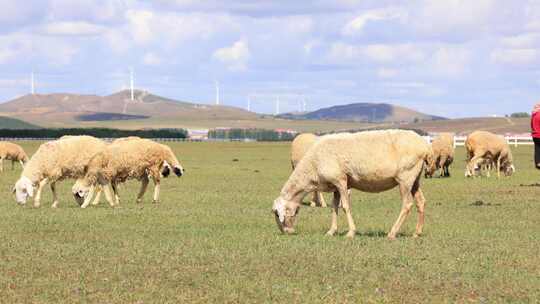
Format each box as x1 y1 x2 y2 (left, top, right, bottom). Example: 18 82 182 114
0 141 539 303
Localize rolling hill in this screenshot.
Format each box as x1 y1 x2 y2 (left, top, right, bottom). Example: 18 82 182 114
280 102 446 123
0 91 370 132
0 116 40 129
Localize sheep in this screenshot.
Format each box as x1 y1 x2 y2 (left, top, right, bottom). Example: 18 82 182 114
272 130 436 239
72 138 184 208
425 133 454 178
465 131 515 178
291 133 327 207
0 142 28 172
13 136 107 208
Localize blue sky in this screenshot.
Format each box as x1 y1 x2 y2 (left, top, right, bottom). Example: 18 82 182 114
0 0 539 117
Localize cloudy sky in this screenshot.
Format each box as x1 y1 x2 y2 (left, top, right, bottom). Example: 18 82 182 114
1 0 539 117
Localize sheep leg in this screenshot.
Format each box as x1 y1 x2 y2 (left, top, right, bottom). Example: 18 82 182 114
91 186 102 206
33 178 49 208
136 176 149 204
102 184 116 207
317 191 327 207
11 160 14 170
19 160 24 168
50 182 59 208
497 157 501 178
326 191 340 236
340 186 356 238
438 156 447 177
0 158 3 172
412 188 426 238
311 191 327 207
152 178 160 203
388 183 415 240
111 182 120 206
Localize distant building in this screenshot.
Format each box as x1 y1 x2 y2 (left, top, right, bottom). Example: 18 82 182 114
187 129 209 140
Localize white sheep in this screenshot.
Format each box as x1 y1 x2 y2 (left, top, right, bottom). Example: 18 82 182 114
0 141 28 172
425 133 454 178
291 133 327 207
72 138 184 208
272 130 435 239
13 136 107 208
465 131 515 178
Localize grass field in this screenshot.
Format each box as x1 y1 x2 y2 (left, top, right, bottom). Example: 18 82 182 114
0 141 539 303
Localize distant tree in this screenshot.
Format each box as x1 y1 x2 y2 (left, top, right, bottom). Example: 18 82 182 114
510 112 530 118
413 117 420 123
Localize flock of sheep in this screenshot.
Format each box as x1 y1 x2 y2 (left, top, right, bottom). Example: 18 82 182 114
3 135 184 208
0 129 516 240
272 129 515 239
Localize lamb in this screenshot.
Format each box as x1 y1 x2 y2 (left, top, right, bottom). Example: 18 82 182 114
72 138 184 208
291 133 327 207
13 136 107 208
425 133 454 178
0 142 28 171
272 130 436 239
465 131 515 178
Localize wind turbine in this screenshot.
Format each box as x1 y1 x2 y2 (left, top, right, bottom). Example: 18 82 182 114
247 94 252 112
129 67 134 101
30 71 35 95
275 95 280 115
215 81 220 105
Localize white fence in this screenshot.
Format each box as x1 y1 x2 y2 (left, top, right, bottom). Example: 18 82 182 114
423 135 534 147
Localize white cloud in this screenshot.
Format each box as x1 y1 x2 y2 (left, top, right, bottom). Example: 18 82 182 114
431 46 471 77
411 0 496 36
490 48 539 66
143 52 161 65
125 9 154 45
500 33 540 49
213 39 250 71
42 21 107 36
329 42 425 64
342 7 406 36
377 68 398 78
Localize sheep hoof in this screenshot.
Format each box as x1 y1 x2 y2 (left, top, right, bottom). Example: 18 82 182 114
346 231 356 238
413 233 421 238
152 200 159 204
387 235 397 241
326 229 337 236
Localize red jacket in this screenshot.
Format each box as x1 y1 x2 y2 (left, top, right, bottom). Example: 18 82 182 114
531 112 540 138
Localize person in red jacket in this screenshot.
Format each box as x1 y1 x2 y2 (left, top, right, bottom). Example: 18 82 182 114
531 103 540 168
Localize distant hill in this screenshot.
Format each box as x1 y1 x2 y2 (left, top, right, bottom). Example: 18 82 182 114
280 102 446 123
0 90 258 126
0 116 39 129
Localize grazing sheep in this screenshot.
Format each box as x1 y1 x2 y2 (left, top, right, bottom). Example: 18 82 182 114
0 142 28 172
291 133 327 207
13 136 107 208
72 138 184 208
425 133 454 178
465 131 515 178
272 130 436 239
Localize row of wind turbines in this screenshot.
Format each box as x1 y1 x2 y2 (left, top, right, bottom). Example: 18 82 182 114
28 71 310 115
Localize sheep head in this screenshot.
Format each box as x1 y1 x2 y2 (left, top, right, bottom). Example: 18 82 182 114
161 160 184 177
272 197 300 234
72 179 92 206
13 176 34 205
501 162 515 177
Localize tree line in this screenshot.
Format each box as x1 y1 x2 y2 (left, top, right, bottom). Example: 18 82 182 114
0 128 188 139
208 129 296 141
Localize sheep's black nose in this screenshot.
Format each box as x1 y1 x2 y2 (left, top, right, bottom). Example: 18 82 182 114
173 167 183 177
161 166 170 177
